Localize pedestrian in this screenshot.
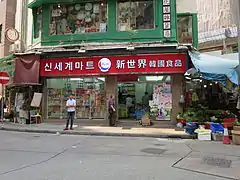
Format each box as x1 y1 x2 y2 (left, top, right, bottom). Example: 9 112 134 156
64 95 76 130
108 95 116 126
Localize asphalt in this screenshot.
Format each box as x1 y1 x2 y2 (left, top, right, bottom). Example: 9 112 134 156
0 131 240 180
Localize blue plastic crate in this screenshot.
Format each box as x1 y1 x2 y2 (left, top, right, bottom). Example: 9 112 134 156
210 123 224 134
134 110 145 120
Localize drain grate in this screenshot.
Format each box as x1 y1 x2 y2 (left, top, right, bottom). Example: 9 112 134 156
202 156 232 168
141 148 166 155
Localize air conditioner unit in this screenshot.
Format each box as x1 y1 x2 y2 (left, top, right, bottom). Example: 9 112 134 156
9 43 21 53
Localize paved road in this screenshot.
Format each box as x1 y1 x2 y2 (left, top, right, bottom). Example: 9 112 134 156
0 131 239 180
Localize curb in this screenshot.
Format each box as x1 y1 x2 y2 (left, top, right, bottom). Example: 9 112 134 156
0 127 196 139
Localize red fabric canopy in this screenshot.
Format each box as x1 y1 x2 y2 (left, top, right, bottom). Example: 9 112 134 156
14 54 40 84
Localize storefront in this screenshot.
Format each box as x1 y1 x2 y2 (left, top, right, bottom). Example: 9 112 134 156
40 53 187 124
118 75 172 121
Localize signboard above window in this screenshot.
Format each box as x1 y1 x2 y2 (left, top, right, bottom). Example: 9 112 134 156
40 54 187 76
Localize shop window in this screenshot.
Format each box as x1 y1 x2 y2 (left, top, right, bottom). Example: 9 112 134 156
49 3 108 35
34 7 42 39
117 0 154 31
177 15 193 44
47 78 106 119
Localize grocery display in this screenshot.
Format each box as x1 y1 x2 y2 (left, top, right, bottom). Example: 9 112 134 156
47 87 105 119
47 88 62 118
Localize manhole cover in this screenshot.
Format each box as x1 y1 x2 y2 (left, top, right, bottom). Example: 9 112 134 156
141 148 166 155
202 156 232 168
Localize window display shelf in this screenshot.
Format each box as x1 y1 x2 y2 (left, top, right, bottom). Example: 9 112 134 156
47 88 62 119
47 78 106 120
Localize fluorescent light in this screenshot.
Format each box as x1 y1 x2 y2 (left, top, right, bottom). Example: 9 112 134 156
78 48 86 53
126 45 135 51
35 51 42 55
145 76 164 81
70 78 83 81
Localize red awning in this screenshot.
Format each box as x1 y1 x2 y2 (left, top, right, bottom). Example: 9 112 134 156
14 54 40 84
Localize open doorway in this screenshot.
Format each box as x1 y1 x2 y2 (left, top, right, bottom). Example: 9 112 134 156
117 75 172 121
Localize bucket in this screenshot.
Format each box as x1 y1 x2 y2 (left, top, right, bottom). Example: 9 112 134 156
232 130 240 145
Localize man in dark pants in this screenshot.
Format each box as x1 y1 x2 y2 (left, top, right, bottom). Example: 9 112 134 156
108 95 116 126
64 95 76 130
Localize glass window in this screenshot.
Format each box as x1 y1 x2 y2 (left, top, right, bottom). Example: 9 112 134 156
117 0 154 31
34 7 42 39
177 15 193 44
49 3 108 35
47 78 106 119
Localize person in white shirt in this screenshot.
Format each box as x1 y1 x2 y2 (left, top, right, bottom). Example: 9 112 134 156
64 95 76 130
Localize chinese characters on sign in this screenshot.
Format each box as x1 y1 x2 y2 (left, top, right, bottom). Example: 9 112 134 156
163 0 171 38
40 54 186 76
115 59 182 69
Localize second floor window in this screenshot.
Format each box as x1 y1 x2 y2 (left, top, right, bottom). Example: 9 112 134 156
178 15 193 44
117 0 154 31
34 7 42 39
49 3 108 35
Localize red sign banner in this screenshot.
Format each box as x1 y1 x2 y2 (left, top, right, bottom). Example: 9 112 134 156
40 54 187 76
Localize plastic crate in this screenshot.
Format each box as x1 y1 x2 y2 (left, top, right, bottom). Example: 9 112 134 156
195 129 212 141
210 123 224 134
197 131 211 141
232 130 240 145
212 133 223 141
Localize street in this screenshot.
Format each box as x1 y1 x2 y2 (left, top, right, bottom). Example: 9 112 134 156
0 131 239 180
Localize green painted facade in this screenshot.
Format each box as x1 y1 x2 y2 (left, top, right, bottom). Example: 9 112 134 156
29 0 198 47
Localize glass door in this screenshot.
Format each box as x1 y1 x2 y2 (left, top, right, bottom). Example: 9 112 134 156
75 78 106 119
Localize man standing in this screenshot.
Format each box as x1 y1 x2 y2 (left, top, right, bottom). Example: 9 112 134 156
64 95 76 130
108 95 116 126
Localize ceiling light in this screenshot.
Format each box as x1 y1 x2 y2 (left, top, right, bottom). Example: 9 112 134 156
126 45 135 51
78 48 86 53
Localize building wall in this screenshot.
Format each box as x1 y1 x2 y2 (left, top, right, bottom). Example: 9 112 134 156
14 0 29 51
197 0 238 48
0 0 17 57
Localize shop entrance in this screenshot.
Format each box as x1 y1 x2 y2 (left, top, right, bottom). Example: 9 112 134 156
46 77 106 120
117 75 172 121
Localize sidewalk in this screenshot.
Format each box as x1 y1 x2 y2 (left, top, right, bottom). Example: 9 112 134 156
0 122 194 139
